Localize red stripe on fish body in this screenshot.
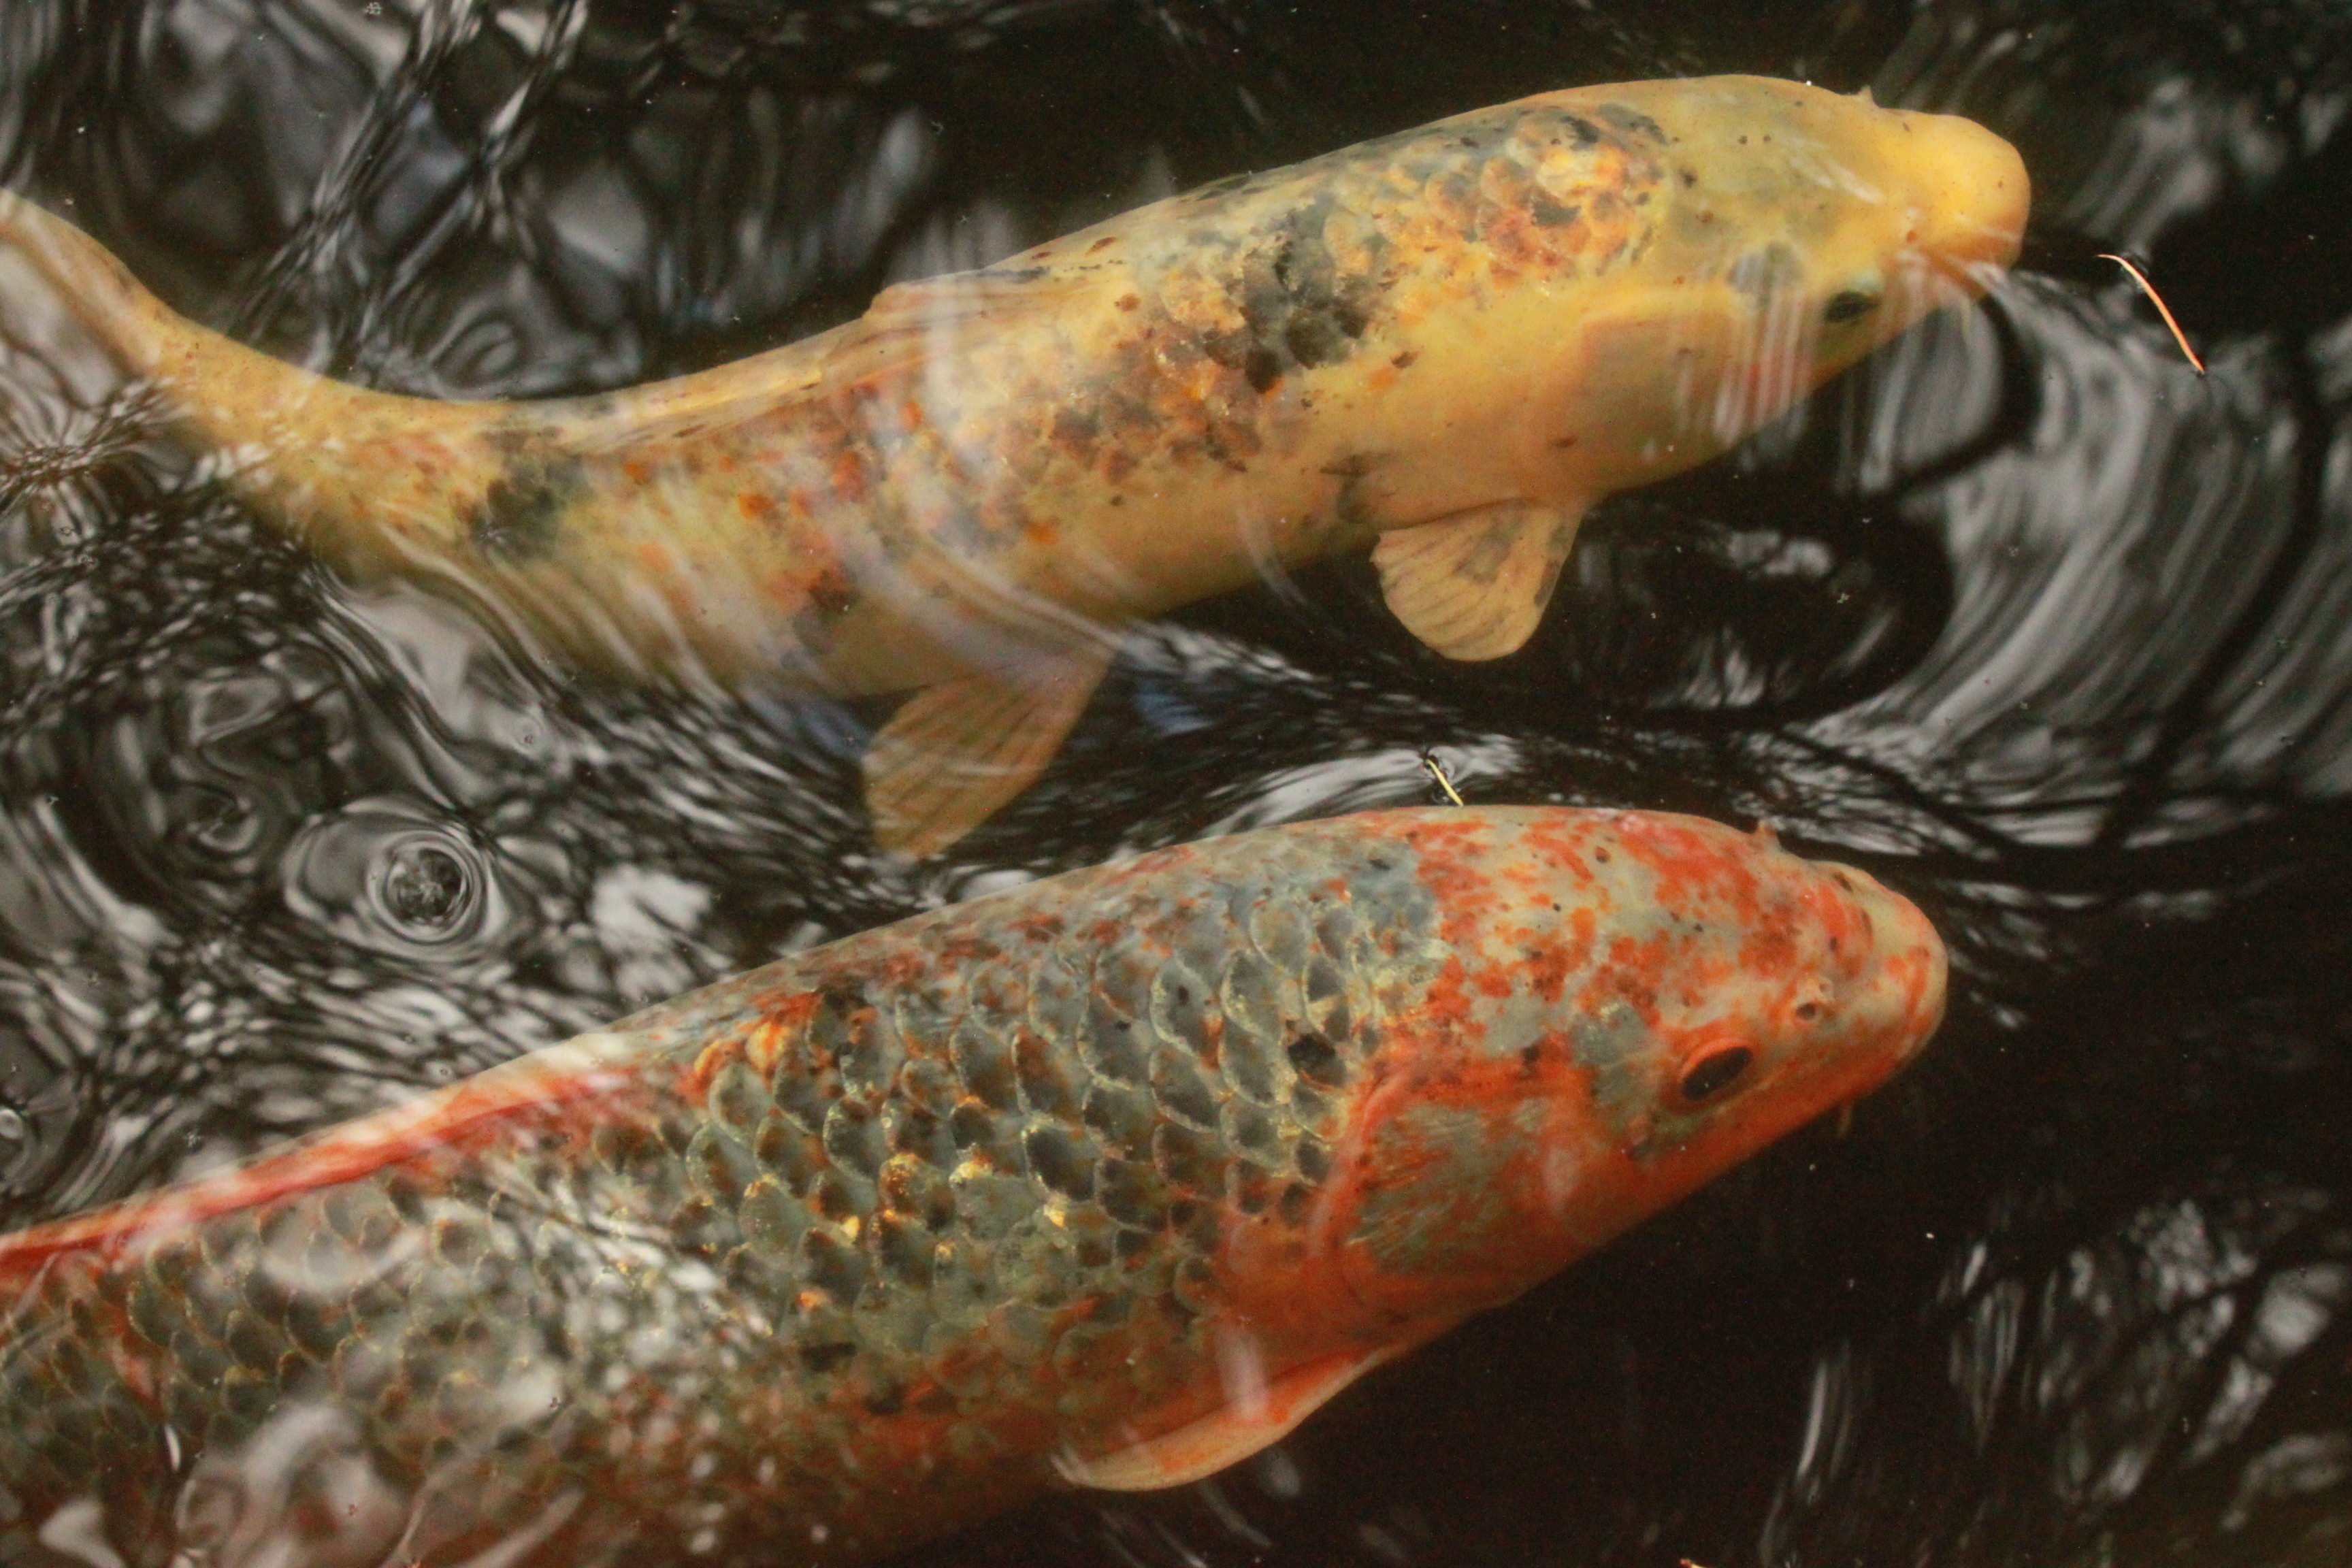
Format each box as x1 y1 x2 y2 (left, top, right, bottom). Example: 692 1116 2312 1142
0 807 1944 1565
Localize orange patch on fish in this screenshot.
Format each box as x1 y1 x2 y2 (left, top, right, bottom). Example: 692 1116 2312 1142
0 806 1944 1565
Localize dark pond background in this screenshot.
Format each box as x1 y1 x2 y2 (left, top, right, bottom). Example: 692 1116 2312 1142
2 1 2349 1564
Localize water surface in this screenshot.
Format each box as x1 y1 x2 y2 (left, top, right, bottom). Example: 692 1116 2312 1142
1 1 2348 1564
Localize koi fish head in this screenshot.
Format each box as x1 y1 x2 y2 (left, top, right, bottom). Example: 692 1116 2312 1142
1650 75 2027 338
1506 75 2028 497
1288 808 1946 1333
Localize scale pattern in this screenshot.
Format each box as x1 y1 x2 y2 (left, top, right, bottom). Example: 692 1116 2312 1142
0 821 1444 1565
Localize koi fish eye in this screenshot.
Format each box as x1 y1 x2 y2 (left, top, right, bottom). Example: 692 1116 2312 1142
1677 1041 1757 1105
1823 288 1882 324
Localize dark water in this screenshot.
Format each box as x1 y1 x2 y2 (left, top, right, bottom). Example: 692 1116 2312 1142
1 1 2348 1564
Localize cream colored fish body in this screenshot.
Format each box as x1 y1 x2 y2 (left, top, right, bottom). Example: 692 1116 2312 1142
0 76 2027 851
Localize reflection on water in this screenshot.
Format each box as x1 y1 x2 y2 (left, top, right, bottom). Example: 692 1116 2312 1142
0 0 2348 1564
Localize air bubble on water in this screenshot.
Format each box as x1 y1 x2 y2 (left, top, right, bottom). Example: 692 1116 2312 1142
0 1107 27 1147
285 803 508 956
382 840 470 929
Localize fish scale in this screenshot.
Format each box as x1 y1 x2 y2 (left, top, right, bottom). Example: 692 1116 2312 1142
0 807 1946 1563
0 815 1422 1562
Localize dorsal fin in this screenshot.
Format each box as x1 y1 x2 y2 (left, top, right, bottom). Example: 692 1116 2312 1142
1371 500 1588 660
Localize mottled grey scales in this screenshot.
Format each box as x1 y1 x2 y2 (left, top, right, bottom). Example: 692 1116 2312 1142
0 819 1446 1567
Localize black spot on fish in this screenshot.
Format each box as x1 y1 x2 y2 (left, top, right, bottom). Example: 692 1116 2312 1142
1285 312 1356 368
1530 194 1581 227
1051 405 1100 459
1599 103 1668 142
468 454 584 564
1562 114 1604 148
1243 342 1284 394
1286 1032 1346 1089
800 1342 855 1375
1209 199 1381 395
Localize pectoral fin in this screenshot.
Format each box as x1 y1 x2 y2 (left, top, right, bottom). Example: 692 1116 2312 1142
863 647 1113 857
1371 501 1588 661
1055 1341 1404 1492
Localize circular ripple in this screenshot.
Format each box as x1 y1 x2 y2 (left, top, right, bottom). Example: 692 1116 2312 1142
282 798 510 959
380 838 473 930
0 1028 82 1209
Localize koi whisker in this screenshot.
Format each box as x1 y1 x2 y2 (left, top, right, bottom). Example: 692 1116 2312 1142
1420 751 1465 806
2096 253 2206 375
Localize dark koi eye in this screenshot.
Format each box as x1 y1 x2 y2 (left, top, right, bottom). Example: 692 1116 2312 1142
1824 289 1880 323
1678 1043 1755 1105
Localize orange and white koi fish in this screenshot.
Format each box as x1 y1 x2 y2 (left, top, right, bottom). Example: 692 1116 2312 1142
0 806 1944 1567
0 78 2025 852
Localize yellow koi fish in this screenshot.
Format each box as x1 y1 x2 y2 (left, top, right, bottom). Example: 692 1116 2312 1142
0 78 2025 852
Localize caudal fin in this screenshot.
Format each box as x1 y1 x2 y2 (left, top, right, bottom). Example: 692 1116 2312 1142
0 188 507 561
0 186 211 382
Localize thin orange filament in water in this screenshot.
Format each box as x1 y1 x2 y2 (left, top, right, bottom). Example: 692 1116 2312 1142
2097 253 2208 376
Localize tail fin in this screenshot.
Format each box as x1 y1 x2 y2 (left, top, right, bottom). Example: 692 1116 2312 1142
0 187 507 565
1 191 294 386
